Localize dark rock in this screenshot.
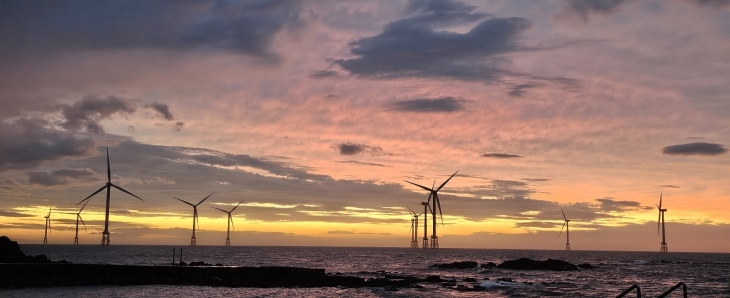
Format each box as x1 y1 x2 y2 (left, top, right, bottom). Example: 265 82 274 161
480 262 497 269
425 275 441 282
431 261 478 269
441 281 456 287
496 258 578 271
464 277 477 282
215 263 223 266
179 261 187 266
497 277 514 282
577 263 594 269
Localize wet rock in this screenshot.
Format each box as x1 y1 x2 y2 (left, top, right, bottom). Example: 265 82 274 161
480 262 497 269
497 277 514 282
425 275 441 282
431 261 478 269
0 236 70 264
464 277 477 282
496 258 578 271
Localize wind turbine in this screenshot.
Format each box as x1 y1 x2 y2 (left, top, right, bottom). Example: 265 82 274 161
211 199 244 246
405 171 458 249
73 200 89 245
407 206 422 248
174 192 214 246
559 207 571 250
657 193 668 252
43 207 51 244
76 147 144 246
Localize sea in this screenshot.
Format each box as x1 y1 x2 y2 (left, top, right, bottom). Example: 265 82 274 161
3 245 730 297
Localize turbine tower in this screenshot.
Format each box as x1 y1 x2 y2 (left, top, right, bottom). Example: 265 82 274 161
420 200 430 249
212 200 244 246
73 200 89 245
407 206 421 248
405 171 458 249
43 207 51 244
657 193 668 252
76 147 144 246
559 207 571 250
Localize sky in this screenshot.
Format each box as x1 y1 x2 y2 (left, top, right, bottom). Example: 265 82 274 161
1 0 729 252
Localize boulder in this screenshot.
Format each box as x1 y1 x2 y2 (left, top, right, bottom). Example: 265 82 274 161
496 258 578 271
577 263 594 269
480 262 496 269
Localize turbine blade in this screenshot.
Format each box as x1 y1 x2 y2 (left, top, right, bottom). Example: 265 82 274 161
559 221 566 236
106 147 111 183
657 211 661 235
404 180 433 192
435 194 444 226
659 193 662 209
230 215 235 231
174 197 195 206
407 206 416 215
195 209 199 230
561 207 567 221
436 170 459 191
79 215 87 230
111 184 144 201
196 192 215 206
79 199 90 213
77 185 107 205
231 200 244 212
211 206 228 213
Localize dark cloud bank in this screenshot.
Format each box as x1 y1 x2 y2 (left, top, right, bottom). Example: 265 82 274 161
333 142 383 156
480 153 523 159
0 0 301 62
662 142 727 156
388 97 464 113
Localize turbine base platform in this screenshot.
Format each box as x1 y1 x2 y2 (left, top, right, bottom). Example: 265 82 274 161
660 243 668 252
74 237 79 245
190 236 197 246
422 238 428 249
225 238 231 246
43 238 47 245
410 241 418 248
101 233 110 246
430 236 439 249
565 243 571 250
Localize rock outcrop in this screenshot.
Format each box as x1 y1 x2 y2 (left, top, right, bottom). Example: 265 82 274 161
496 258 578 271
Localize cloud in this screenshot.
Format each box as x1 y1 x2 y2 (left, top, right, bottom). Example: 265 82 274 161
388 97 464 113
332 0 531 82
682 0 730 7
27 168 97 186
555 0 629 23
309 70 343 79
332 142 383 156
658 184 680 188
0 118 96 171
144 102 174 120
595 198 652 212
523 178 550 182
507 83 540 97
662 142 727 156
0 0 302 61
0 210 33 218
480 153 523 158
335 160 389 167
59 95 137 134
173 121 185 132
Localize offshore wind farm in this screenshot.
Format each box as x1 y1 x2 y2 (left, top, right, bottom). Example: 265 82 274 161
2 0 730 296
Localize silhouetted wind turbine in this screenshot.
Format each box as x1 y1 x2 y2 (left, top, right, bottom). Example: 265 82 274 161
174 192 214 246
43 207 51 244
407 206 422 248
211 199 244 246
559 207 571 250
74 200 89 245
657 193 668 252
405 171 458 249
76 147 144 246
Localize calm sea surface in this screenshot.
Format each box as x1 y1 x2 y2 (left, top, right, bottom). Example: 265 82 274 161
3 245 730 297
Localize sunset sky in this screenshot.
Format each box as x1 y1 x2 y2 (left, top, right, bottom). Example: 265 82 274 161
1 0 729 252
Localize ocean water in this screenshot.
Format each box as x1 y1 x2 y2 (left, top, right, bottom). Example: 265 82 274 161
3 245 730 297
